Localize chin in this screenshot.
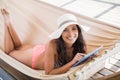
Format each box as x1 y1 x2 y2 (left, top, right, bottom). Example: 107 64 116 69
67 41 76 45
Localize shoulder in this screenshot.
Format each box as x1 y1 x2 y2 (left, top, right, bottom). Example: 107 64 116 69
45 39 57 53
46 39 57 48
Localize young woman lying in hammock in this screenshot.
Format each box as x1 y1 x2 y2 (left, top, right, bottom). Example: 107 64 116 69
1 9 87 75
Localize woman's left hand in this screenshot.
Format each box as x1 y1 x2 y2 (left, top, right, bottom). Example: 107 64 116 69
71 53 86 63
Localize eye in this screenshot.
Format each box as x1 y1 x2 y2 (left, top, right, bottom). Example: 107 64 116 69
72 26 78 30
63 28 68 32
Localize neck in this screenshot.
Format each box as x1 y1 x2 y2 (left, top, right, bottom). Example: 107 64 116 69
65 44 73 49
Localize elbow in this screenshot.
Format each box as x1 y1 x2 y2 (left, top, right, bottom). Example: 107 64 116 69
45 70 57 75
45 70 52 75
45 69 67 75
45 71 53 75
45 71 50 75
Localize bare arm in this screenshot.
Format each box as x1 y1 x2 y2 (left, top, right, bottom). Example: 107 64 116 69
44 40 83 75
46 60 75 75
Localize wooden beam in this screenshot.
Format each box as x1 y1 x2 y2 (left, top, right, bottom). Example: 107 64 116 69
0 59 40 80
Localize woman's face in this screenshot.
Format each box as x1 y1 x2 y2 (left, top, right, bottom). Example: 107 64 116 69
61 24 78 47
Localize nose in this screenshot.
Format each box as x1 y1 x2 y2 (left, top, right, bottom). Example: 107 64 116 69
68 30 74 36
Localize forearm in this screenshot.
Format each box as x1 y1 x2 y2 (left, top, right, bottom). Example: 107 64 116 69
47 61 75 75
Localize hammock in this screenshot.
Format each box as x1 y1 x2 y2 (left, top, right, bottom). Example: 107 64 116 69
0 0 120 80
95 69 120 80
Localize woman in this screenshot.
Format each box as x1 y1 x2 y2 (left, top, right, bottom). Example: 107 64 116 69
1 8 86 75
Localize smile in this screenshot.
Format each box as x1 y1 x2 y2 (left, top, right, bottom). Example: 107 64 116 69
67 36 76 41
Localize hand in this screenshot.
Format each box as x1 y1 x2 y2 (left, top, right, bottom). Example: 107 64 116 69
88 54 99 61
72 53 86 63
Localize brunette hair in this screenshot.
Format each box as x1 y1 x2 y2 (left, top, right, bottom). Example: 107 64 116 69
56 25 86 66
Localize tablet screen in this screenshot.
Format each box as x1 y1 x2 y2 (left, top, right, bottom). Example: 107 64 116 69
72 46 103 67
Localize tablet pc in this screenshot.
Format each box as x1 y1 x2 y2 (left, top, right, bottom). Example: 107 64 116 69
72 46 103 67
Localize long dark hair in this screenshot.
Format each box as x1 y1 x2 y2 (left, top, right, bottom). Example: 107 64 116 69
56 25 86 66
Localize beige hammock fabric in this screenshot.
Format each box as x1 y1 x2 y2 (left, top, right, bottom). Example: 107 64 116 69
0 0 120 79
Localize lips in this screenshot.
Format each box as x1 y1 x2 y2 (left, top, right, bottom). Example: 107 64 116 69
68 36 74 39
67 36 76 41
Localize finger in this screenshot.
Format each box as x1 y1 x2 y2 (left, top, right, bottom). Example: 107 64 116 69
94 54 99 57
80 53 86 56
77 53 86 55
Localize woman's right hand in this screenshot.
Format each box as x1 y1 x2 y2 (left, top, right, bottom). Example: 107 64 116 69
71 53 86 63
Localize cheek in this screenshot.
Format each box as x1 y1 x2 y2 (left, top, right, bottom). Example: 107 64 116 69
61 33 66 39
61 33 68 42
61 32 67 37
76 32 79 36
74 31 79 36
